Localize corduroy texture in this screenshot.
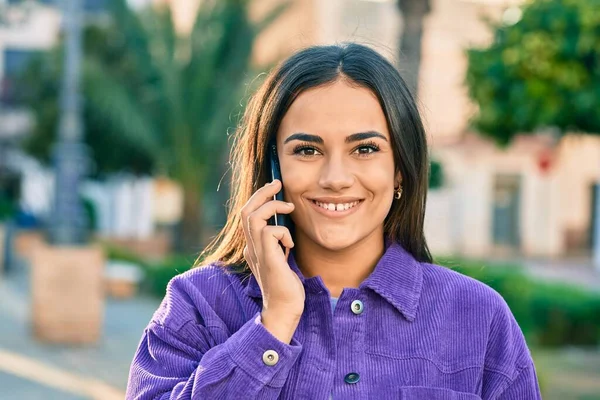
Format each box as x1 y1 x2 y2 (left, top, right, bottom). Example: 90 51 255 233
125 241 542 399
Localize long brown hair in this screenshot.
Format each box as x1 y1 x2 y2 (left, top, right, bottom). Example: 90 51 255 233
199 43 432 269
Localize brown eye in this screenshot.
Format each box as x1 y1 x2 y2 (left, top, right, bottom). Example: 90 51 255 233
357 146 375 154
353 141 380 156
300 148 317 156
292 145 321 157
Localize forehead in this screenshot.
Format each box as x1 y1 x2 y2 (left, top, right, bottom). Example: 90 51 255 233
278 79 389 140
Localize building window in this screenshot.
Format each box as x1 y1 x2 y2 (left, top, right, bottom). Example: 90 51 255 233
1 49 38 107
83 0 108 13
7 0 107 12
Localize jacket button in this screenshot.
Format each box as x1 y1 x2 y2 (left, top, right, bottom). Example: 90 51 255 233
344 372 360 384
262 350 279 366
351 300 364 315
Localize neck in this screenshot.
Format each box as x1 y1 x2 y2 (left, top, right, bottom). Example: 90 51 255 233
293 230 386 298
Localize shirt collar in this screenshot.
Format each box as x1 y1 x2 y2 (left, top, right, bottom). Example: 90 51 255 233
243 239 423 322
359 240 423 322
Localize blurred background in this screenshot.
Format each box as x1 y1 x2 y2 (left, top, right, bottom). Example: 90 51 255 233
0 0 599 398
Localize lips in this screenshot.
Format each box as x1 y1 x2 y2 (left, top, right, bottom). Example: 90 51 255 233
308 198 364 217
312 200 360 211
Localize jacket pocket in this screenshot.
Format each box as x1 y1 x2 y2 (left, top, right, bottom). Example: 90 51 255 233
399 387 481 400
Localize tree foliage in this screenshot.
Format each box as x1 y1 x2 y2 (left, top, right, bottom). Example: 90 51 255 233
19 0 288 251
19 24 156 175
466 0 600 145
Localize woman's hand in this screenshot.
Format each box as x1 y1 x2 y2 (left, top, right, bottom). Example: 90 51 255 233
241 179 305 343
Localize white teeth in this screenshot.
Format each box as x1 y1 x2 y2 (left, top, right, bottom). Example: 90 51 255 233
314 200 360 211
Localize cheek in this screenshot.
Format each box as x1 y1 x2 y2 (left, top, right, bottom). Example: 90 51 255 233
281 164 314 201
357 163 395 194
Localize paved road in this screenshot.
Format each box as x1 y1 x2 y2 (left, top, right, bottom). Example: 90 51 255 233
0 372 85 400
0 259 161 399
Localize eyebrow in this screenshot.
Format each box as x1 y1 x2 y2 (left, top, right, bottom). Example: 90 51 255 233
283 131 388 145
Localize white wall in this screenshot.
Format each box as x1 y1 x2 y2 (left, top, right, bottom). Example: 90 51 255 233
0 4 61 81
7 150 159 239
316 0 400 60
431 136 568 258
519 161 563 256
82 176 156 239
424 188 456 255
556 135 600 237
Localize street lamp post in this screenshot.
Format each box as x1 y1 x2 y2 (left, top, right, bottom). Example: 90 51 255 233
48 0 89 245
31 0 103 345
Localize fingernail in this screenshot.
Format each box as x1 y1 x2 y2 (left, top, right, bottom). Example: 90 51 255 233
287 202 294 207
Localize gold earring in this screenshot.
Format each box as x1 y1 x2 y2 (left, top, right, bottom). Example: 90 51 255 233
394 186 402 200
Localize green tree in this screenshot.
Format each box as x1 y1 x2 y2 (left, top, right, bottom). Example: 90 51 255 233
466 0 600 145
19 24 156 175
20 0 287 253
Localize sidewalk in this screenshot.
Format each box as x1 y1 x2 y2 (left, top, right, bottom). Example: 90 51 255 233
0 257 161 400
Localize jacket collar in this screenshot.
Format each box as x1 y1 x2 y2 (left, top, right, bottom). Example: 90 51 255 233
243 239 423 322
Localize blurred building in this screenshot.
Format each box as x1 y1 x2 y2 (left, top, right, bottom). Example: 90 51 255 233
0 0 172 246
0 0 107 140
0 1 58 141
249 0 599 259
3 0 599 259
246 0 600 259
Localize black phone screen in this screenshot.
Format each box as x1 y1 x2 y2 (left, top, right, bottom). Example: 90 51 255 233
268 142 287 227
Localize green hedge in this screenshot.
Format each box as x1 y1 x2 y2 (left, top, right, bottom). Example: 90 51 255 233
437 257 600 347
106 245 600 348
105 245 194 297
141 255 195 297
0 196 15 222
429 160 444 189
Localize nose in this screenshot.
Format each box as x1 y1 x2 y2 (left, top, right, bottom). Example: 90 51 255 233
318 154 354 191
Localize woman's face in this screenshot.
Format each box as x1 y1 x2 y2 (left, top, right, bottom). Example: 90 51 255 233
276 79 401 251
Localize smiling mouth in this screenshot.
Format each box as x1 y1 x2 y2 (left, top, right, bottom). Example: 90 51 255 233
310 199 363 212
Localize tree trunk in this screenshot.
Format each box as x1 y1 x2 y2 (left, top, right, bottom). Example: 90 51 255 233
177 185 204 256
398 0 431 96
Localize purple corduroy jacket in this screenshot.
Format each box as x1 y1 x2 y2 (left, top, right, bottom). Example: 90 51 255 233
125 241 542 399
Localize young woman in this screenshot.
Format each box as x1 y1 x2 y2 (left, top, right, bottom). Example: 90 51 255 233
126 43 541 399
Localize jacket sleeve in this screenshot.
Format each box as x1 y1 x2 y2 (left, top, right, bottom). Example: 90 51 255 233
482 296 543 400
496 362 542 400
125 273 303 399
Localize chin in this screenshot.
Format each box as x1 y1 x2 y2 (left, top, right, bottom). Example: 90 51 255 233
313 229 360 251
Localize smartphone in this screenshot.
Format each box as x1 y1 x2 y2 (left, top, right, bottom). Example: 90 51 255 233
267 142 288 228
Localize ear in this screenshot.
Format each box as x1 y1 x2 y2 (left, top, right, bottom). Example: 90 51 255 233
394 171 403 188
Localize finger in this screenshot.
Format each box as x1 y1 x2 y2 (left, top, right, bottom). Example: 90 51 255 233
261 225 295 257
240 181 290 276
240 181 289 239
246 201 294 253
241 180 283 220
248 200 294 230
241 182 281 246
